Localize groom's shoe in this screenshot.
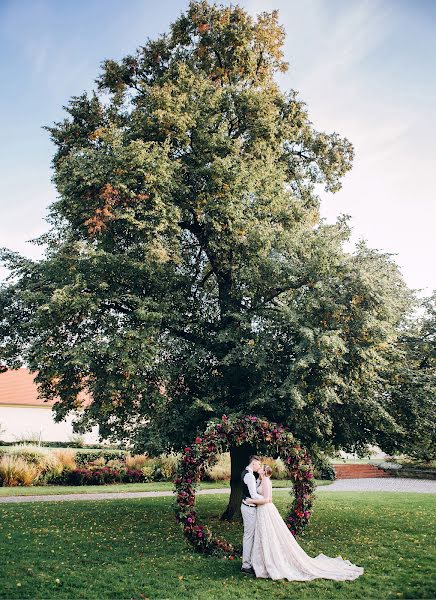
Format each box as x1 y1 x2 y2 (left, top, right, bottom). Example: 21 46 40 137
240 566 255 575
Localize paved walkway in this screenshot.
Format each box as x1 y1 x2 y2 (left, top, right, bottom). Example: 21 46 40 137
315 477 436 494
0 478 435 503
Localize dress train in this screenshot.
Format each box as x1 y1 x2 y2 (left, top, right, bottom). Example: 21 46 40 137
251 479 364 582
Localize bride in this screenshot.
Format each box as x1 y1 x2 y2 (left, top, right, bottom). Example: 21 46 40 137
250 465 364 581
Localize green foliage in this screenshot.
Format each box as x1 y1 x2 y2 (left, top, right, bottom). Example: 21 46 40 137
155 451 181 480
0 1 420 460
379 292 436 462
74 450 127 466
67 433 86 448
310 453 336 481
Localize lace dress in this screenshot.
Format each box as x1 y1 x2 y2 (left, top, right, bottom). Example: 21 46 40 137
251 477 364 581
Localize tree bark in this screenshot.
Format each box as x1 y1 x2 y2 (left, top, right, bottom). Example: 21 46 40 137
220 442 257 522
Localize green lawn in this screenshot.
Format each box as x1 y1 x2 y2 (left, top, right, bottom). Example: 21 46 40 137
0 491 434 599
0 479 332 496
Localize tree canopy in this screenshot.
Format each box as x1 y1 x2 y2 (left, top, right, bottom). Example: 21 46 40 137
0 1 423 462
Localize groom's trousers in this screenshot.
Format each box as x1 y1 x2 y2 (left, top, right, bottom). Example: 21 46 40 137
241 502 257 569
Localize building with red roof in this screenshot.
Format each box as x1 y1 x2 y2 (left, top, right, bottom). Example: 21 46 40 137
0 368 99 443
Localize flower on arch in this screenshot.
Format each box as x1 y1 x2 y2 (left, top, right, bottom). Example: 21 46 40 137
173 414 316 558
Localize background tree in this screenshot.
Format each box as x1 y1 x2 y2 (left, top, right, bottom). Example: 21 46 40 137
0 1 416 519
378 292 435 463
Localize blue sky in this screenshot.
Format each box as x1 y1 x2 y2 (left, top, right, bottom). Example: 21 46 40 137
1 0 435 295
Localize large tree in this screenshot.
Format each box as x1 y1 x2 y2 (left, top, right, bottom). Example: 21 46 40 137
0 1 414 518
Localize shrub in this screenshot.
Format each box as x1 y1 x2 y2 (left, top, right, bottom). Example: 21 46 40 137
311 453 336 480
154 451 180 480
260 456 288 480
52 449 77 471
0 455 41 486
125 453 148 470
205 452 231 481
7 444 51 466
121 468 146 483
75 450 127 466
106 459 126 469
13 431 43 444
67 434 85 448
66 467 121 485
6 445 63 477
87 457 106 467
141 465 155 481
61 466 146 485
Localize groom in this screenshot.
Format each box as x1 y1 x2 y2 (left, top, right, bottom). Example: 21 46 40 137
240 455 270 575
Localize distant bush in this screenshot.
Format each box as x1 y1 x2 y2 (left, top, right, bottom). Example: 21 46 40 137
311 453 336 480
67 434 86 448
125 453 149 470
0 455 41 486
204 453 231 481
52 449 77 471
141 464 155 481
105 458 126 469
260 456 288 480
155 452 180 480
65 467 120 485
75 450 127 466
1 446 327 486
122 468 146 483
4 445 63 480
0 441 117 449
6 444 52 466
62 466 146 485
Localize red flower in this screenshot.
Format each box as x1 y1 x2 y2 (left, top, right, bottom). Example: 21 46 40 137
195 437 202 444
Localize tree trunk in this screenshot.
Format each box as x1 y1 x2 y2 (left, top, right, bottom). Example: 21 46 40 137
220 442 257 522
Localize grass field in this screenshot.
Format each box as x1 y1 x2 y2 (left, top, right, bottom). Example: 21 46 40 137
0 491 434 599
0 479 332 496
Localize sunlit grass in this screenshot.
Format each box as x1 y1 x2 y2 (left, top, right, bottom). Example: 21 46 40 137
0 491 434 599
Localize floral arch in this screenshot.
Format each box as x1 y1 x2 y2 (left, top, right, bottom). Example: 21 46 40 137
174 414 316 558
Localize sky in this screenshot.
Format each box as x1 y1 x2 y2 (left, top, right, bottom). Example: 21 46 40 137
0 0 435 295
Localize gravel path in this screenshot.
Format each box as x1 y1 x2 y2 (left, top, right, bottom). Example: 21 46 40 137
0 478 435 503
314 477 436 494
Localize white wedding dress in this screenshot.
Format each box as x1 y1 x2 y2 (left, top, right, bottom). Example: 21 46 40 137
251 477 364 581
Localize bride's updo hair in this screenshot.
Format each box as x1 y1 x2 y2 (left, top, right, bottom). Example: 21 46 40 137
263 465 273 477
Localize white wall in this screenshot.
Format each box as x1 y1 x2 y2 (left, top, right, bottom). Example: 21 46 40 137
0 406 100 444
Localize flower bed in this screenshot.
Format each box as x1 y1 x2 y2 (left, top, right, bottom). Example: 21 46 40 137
174 414 316 558
60 467 146 485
